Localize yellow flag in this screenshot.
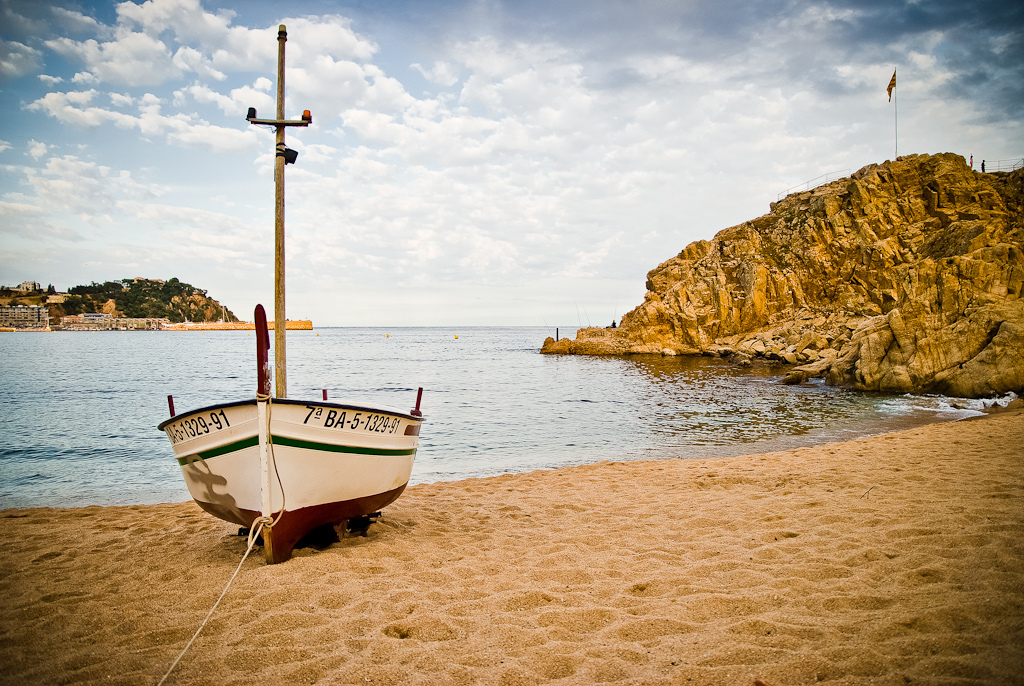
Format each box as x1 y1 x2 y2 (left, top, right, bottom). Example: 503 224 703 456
887 70 896 101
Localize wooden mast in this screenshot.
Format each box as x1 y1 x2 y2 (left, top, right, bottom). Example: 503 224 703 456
246 24 311 397
274 24 287 398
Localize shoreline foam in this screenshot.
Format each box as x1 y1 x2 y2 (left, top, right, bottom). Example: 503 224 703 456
2 410 1022 685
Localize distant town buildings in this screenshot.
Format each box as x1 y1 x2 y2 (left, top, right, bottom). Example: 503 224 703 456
0 306 171 331
0 305 50 329
58 314 170 330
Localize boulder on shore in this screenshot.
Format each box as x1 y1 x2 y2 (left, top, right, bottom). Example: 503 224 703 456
541 153 1024 399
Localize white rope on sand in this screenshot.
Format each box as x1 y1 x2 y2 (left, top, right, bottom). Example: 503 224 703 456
155 517 272 686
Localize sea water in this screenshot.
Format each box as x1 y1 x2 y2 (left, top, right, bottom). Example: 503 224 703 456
0 327 1004 509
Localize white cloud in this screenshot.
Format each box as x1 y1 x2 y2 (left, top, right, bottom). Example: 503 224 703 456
285 56 415 124
21 155 158 217
411 61 460 87
27 90 134 128
71 71 97 84
162 119 258 153
0 199 85 243
340 109 408 146
27 140 48 160
93 1 379 79
563 233 623 279
0 201 44 220
176 83 232 112
46 32 182 87
26 89 261 154
51 7 105 36
455 227 520 275
122 201 258 261
110 92 134 107
278 15 378 63
39 74 64 85
177 80 274 116
115 0 234 42
172 45 226 81
0 39 41 80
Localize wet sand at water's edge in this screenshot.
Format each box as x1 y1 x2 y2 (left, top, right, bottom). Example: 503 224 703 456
1 410 1022 685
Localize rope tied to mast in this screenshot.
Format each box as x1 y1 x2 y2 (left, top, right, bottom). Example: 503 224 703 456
256 392 286 529
250 385 281 533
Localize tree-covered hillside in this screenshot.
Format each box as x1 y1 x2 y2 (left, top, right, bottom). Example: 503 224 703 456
56 278 238 323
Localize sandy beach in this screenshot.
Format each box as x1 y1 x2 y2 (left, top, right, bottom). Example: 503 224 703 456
2 410 1022 686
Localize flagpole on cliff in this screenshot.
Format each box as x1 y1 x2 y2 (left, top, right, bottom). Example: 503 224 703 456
887 68 897 158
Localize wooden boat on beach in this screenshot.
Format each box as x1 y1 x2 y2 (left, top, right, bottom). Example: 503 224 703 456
158 26 423 564
157 372 423 564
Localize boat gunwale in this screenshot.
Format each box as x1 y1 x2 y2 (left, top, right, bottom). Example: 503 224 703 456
157 397 423 431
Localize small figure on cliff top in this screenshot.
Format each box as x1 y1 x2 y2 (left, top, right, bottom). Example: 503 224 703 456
970 155 973 168
610 320 617 328
982 160 986 173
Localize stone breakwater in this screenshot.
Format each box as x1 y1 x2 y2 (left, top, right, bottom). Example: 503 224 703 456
542 153 1024 399
162 319 313 330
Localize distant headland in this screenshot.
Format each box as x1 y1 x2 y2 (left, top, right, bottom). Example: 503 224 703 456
0 277 311 331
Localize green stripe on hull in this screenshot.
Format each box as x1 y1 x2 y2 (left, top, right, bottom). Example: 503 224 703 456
177 434 417 466
271 435 417 456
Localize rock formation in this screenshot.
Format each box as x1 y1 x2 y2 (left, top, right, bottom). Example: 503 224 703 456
541 153 1024 398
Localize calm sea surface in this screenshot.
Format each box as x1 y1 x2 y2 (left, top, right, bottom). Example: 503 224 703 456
0 326 996 509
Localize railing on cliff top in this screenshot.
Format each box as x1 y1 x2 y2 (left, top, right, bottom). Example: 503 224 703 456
984 157 1024 172
776 157 1023 202
776 169 849 201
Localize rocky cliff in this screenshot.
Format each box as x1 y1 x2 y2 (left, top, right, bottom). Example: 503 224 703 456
541 153 1024 399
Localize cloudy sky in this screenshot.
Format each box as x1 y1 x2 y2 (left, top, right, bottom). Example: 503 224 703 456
1 0 1021 326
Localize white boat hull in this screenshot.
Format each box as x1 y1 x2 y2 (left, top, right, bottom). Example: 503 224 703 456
158 398 421 562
